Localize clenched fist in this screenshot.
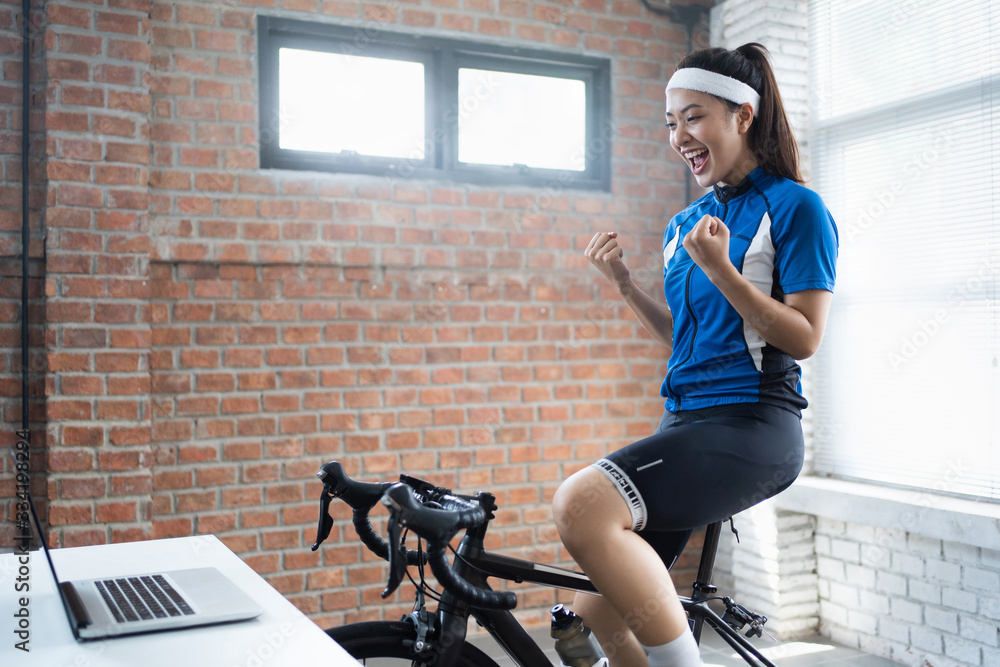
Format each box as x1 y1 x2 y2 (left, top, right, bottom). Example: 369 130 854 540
584 231 629 290
683 215 732 280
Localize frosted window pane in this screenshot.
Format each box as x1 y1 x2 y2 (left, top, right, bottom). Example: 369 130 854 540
810 0 1000 500
811 0 996 121
278 48 424 159
457 68 586 171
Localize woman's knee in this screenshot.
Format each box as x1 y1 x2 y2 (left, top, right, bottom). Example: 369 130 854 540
552 468 629 545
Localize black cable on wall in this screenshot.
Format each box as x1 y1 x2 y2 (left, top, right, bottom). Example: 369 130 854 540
21 0 30 435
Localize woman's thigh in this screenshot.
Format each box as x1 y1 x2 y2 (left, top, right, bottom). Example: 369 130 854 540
596 403 804 534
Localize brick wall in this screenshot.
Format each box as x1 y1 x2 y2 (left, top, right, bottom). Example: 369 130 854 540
816 518 1000 666
42 0 156 550
3 0 714 628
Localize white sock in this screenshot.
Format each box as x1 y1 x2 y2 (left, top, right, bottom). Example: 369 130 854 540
642 629 703 667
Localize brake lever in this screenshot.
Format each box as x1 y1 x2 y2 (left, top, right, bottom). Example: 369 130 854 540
311 487 335 551
381 510 408 599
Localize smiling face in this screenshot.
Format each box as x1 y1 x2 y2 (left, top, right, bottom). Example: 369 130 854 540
665 88 758 188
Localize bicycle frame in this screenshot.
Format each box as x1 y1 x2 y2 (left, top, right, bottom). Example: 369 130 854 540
428 501 777 667
314 462 777 667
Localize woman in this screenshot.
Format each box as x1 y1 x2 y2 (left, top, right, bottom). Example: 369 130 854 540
552 43 839 667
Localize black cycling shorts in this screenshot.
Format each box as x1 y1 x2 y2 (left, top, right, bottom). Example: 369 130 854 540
594 402 804 568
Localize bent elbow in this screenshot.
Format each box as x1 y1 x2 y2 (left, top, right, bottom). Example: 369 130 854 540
792 347 816 361
790 336 824 360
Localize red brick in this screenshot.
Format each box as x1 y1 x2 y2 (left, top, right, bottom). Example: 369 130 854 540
221 396 259 414
48 58 91 80
154 470 193 490
97 502 138 523
221 487 260 507
198 514 236 534
107 39 151 62
96 399 139 420
152 420 191 441
152 26 192 48
58 33 104 56
196 30 237 51
402 9 435 26
46 399 91 420
110 473 152 495
49 450 94 472
98 450 143 471
196 373 235 392
96 11 143 35
153 518 193 539
49 503 95 526
62 376 104 395
195 465 237 486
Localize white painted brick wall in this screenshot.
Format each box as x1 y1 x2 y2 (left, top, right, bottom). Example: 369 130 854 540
817 518 1000 666
717 501 819 639
709 0 811 179
708 0 819 641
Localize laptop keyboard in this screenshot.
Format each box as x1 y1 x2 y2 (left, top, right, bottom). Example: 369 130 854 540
95 575 195 623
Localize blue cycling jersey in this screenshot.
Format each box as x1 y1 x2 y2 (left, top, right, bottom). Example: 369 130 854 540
661 166 839 415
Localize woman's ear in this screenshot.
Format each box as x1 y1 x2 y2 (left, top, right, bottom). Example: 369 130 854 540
737 103 754 134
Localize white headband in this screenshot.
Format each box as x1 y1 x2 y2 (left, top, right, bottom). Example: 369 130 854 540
665 67 760 111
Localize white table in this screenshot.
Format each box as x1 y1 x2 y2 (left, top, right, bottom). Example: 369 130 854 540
0 534 360 666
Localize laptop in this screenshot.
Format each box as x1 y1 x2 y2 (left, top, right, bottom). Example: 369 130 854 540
25 492 263 640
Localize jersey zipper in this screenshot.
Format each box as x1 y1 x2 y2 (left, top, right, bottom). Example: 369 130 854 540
665 204 729 409
665 265 698 409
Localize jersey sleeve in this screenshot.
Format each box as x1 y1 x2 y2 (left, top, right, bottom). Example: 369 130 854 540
772 189 839 294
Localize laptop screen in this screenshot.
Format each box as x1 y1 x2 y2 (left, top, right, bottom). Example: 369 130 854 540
23 492 87 639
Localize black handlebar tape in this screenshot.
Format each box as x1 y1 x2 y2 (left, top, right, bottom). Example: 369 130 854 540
427 542 517 610
352 508 425 566
383 484 487 545
317 461 390 510
317 462 424 565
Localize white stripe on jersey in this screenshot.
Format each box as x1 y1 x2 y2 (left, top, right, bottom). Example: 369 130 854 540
741 212 776 371
663 228 680 268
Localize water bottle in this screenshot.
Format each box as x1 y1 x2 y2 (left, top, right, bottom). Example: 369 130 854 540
550 604 609 667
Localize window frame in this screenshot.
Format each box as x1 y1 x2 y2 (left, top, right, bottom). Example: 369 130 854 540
258 16 612 190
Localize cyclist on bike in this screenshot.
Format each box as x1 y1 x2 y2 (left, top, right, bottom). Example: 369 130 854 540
553 43 838 667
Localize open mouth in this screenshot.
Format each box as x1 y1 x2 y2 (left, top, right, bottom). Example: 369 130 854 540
683 148 709 175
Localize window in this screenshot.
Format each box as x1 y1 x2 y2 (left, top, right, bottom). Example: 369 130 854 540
809 0 999 500
258 17 612 190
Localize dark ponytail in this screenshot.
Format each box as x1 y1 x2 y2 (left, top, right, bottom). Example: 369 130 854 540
675 43 802 184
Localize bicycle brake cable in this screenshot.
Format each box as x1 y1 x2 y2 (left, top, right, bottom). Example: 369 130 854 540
447 543 491 577
404 532 443 602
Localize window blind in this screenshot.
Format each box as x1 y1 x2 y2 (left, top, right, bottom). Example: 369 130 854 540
809 0 999 500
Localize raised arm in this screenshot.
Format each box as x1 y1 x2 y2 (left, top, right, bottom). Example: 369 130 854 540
584 232 674 351
683 216 832 360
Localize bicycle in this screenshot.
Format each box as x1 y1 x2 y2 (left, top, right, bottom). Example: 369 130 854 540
312 460 778 667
